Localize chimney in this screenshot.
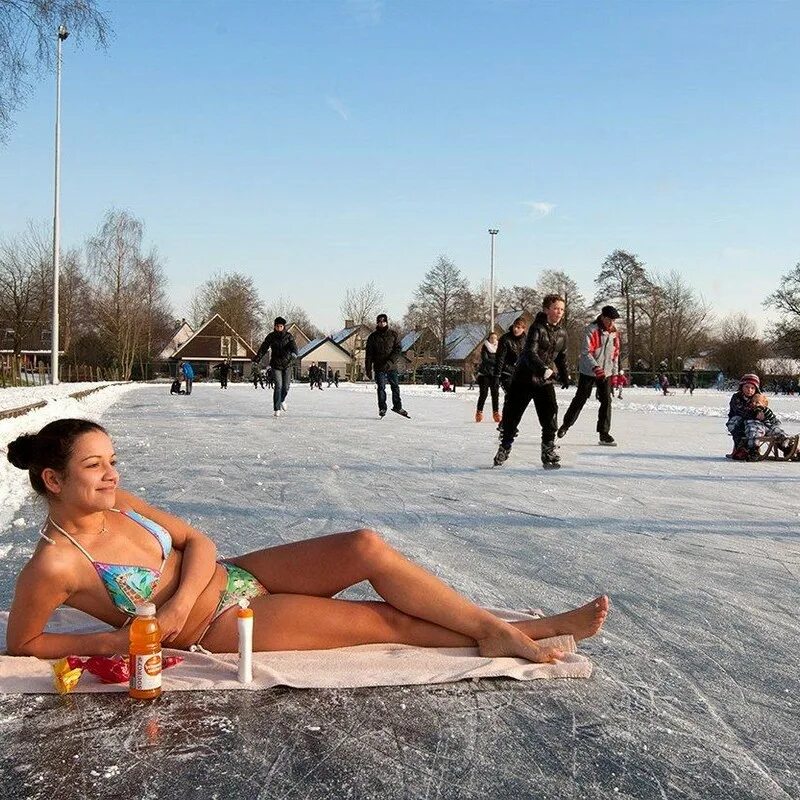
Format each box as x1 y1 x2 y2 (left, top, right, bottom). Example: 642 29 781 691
345 319 354 329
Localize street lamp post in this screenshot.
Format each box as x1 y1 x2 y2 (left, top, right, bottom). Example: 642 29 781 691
51 24 69 385
488 228 499 331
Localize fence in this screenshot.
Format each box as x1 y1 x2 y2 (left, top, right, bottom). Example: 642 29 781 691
0 357 122 388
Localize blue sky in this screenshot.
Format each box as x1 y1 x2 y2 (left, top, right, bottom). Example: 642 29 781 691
2 0 798 332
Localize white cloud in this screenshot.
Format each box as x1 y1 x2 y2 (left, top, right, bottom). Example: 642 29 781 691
523 201 556 218
344 0 383 25
326 96 350 122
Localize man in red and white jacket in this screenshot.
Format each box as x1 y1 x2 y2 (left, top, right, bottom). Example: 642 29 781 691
558 305 621 446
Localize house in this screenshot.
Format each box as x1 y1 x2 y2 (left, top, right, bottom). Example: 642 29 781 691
399 328 439 376
287 322 311 351
0 321 60 370
157 319 194 361
167 314 257 379
296 336 353 379
330 320 370 379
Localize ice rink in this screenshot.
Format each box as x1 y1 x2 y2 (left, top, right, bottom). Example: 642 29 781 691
1 382 798 799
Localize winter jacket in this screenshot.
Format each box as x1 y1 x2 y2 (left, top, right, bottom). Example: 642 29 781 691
578 317 620 377
477 341 498 378
365 327 401 376
255 330 298 370
515 312 569 386
493 327 526 385
181 362 194 379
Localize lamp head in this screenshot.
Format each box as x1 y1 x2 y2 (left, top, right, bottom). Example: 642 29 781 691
58 25 69 41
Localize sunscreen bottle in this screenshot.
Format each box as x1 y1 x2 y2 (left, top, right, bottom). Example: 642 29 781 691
237 599 254 684
129 602 162 700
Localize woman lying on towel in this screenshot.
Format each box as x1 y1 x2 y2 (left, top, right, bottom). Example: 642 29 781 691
5 418 609 662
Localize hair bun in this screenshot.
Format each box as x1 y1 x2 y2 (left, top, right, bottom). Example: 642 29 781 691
7 433 38 470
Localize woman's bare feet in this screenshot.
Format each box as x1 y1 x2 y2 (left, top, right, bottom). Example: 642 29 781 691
514 595 609 643
476 625 565 664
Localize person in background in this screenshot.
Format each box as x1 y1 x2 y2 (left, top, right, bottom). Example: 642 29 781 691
253 317 298 417
365 314 409 418
219 360 230 390
180 360 194 395
475 332 500 423
557 305 621 447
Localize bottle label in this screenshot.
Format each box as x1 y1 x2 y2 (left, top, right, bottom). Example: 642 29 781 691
131 651 162 691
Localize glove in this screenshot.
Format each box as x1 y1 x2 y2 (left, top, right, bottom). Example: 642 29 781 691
593 367 606 380
542 368 554 381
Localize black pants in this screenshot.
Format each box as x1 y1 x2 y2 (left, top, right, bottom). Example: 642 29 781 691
562 373 612 435
500 380 558 449
476 375 499 413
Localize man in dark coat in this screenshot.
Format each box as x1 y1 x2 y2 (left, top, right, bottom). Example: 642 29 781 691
494 316 528 392
365 313 408 418
493 295 569 469
219 360 230 389
253 316 298 416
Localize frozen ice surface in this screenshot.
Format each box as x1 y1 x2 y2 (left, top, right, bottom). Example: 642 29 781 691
0 384 798 799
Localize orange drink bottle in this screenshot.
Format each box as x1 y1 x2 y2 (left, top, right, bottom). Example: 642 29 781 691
129 602 162 700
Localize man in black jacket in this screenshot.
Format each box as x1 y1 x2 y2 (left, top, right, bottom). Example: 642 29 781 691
493 294 569 469
253 317 298 417
365 313 408 418
494 316 528 393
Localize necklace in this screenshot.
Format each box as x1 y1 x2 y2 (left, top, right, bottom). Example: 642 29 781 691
40 513 107 545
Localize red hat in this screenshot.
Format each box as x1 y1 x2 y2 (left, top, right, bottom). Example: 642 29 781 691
739 373 760 390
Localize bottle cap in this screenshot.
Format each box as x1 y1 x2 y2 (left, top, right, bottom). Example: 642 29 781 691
134 603 156 617
237 599 253 618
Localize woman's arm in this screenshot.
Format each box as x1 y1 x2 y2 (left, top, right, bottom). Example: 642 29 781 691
115 488 218 642
6 556 128 658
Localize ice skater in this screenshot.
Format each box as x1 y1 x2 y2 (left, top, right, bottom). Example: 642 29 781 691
219 360 230 390
179 360 194 395
253 317 298 417
558 305 621 446
494 316 527 395
683 367 696 395
493 294 569 469
475 332 500 423
365 313 409 418
5 419 608 660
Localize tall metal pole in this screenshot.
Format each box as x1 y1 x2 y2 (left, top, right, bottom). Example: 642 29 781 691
51 25 69 385
488 228 499 331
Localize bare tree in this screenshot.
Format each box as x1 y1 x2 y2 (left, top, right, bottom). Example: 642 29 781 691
0 0 111 142
595 249 651 368
190 271 264 344
496 284 540 316
59 246 90 353
711 312 767 379
0 222 51 355
765 262 800 356
262 296 323 340
86 209 147 379
340 281 384 326
410 255 469 362
136 248 173 378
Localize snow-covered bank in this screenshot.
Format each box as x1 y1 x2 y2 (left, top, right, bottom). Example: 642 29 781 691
0 383 142 532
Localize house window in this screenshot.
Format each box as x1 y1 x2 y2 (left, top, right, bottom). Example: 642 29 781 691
3 329 14 344
221 336 231 357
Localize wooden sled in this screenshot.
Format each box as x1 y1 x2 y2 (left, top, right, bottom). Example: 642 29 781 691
726 434 800 461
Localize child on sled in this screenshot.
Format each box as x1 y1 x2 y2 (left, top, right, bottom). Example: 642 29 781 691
727 373 797 460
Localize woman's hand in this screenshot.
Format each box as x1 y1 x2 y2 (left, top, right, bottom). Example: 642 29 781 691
156 596 194 644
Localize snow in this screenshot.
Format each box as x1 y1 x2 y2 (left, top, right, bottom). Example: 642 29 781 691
0 381 798 797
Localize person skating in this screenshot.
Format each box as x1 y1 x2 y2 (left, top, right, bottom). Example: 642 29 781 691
253 317 298 417
683 366 696 395
365 313 408 418
493 294 569 469
219 360 230 389
334 370 340 388
179 360 194 395
557 305 621 446
494 317 527 394
475 332 500 423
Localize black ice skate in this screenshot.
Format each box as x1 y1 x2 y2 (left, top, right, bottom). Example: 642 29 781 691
541 442 561 470
379 409 387 418
599 433 617 446
556 426 568 439
493 445 510 467
392 408 410 419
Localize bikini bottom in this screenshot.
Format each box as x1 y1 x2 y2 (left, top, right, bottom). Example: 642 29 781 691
193 561 268 648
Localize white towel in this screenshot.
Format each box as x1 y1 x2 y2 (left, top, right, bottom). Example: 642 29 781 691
0 607 592 694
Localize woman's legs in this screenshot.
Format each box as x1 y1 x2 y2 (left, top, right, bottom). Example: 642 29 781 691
476 376 489 412
227 530 609 661
199 592 608 655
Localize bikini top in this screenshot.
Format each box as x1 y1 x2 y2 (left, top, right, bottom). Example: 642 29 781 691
48 509 173 617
